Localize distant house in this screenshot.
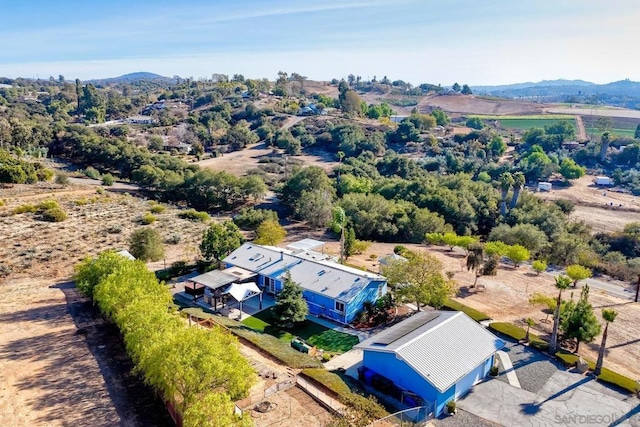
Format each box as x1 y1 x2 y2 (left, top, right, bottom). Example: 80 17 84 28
356 311 505 416
223 241 387 324
297 104 325 116
126 115 156 125
163 141 192 153
562 141 581 150
390 115 407 123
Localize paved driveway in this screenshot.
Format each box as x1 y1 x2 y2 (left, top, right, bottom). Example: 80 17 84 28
458 371 640 426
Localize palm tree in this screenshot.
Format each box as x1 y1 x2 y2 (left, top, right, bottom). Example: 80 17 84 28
524 318 536 342
550 275 572 355
510 172 526 209
599 131 611 162
499 172 514 215
594 308 618 376
466 242 484 287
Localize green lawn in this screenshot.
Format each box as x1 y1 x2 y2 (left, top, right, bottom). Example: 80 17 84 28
494 118 576 131
242 307 360 353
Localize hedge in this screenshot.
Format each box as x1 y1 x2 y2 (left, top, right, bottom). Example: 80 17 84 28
488 322 548 350
555 351 638 394
442 299 491 322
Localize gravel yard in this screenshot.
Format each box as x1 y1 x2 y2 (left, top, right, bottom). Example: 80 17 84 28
494 338 564 394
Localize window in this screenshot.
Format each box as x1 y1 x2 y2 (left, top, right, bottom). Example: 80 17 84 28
377 284 384 299
265 277 276 294
335 301 345 313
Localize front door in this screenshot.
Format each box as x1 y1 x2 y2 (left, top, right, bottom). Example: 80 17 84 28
265 277 276 294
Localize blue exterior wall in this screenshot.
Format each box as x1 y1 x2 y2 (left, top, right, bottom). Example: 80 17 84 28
224 262 387 324
363 350 494 416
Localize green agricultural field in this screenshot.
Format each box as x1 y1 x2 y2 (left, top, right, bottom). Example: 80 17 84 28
582 115 640 138
495 118 576 131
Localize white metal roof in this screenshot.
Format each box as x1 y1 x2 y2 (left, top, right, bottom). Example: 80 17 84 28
378 253 408 266
224 243 385 302
116 250 136 260
286 238 325 253
356 311 505 392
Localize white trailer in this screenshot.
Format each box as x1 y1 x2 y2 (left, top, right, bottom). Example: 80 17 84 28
537 182 552 192
595 176 613 186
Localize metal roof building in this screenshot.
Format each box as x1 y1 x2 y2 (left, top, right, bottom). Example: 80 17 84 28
356 311 505 415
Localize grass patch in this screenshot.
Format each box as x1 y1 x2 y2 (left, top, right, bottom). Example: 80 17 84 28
494 118 576 131
442 299 491 322
488 322 549 350
213 314 322 369
242 307 359 353
555 351 638 394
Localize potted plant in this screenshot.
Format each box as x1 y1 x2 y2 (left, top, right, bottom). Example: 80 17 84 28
489 365 499 377
446 400 457 415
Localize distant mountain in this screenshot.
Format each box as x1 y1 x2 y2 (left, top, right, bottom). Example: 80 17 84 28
473 79 596 93
472 79 640 109
88 72 176 85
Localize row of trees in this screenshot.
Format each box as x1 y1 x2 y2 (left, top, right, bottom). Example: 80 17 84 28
0 148 53 184
75 252 254 426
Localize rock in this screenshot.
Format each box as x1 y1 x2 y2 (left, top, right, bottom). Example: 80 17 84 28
576 357 589 373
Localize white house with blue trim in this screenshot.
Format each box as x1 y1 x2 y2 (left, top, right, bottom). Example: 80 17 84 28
355 311 505 415
222 242 387 324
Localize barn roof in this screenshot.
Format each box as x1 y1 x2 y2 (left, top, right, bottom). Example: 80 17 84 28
356 311 505 392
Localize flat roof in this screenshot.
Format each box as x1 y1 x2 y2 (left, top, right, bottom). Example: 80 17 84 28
286 238 325 252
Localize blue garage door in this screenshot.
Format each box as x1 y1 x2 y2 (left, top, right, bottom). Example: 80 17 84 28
455 363 484 399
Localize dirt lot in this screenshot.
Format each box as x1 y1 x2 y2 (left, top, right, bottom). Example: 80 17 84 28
534 175 640 232
315 240 640 382
417 94 547 116
196 141 338 177
0 183 211 426
547 107 640 119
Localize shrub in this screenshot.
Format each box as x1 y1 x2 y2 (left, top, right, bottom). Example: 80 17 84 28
233 207 278 230
165 234 181 245
446 400 456 414
37 200 60 211
96 187 105 195
75 198 89 206
41 207 68 222
178 209 210 222
101 173 115 186
150 204 166 214
489 365 499 376
13 204 37 214
393 245 407 255
129 228 165 261
55 173 69 186
554 199 575 214
140 213 157 224
84 167 101 180
442 299 491 322
0 199 4 207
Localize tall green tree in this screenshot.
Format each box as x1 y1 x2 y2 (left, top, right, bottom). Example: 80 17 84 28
594 308 619 376
561 285 601 352
200 221 244 264
510 172 526 209
129 228 165 262
273 273 308 328
382 250 454 310
550 275 572 354
566 264 592 287
504 244 530 268
466 242 484 287
599 131 611 162
253 219 286 246
499 172 514 215
559 158 586 181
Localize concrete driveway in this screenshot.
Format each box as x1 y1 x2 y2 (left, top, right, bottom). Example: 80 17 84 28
458 371 640 426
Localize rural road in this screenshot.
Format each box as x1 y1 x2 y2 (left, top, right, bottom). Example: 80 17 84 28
67 176 141 192
575 115 587 141
546 266 636 301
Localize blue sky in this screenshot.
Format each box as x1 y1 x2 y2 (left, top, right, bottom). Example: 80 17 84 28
1 0 638 85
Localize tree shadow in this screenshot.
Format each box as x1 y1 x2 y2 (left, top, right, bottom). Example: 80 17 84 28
609 403 640 426
38 281 174 426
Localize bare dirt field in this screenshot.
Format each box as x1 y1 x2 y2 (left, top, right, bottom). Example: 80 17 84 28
0 184 211 426
196 142 338 176
417 94 547 116
312 239 640 382
533 175 640 232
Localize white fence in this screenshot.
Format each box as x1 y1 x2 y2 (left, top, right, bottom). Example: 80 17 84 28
367 405 434 426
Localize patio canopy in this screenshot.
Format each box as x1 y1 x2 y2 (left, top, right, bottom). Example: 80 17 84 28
190 268 256 290
223 282 262 302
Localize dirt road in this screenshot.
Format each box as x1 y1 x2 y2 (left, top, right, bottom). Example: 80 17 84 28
575 115 587 141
